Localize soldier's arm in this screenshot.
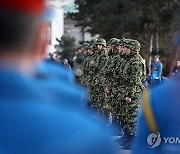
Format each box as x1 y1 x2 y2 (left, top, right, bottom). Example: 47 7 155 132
126 61 143 98
129 61 143 86
82 57 88 70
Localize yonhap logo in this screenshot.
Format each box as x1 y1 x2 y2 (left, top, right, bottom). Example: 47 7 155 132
147 132 161 148
147 132 180 149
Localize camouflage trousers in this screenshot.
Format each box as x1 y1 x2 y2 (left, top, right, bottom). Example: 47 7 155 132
112 87 142 136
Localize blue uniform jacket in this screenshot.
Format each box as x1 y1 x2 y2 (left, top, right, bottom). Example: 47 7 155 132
151 62 163 80
0 68 115 154
35 60 88 110
36 60 75 84
133 73 180 154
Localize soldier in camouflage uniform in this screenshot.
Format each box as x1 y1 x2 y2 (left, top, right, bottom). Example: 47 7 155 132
77 44 86 90
118 39 146 149
79 39 100 110
108 39 129 135
98 38 122 122
73 45 85 80
77 43 92 80
89 38 109 114
103 38 119 112
80 43 95 108
113 39 129 123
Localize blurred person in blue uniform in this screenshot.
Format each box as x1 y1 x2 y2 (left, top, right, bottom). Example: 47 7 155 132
133 36 180 154
172 60 180 76
133 75 180 154
36 60 75 84
0 1 115 154
35 57 87 110
62 59 72 70
150 55 163 88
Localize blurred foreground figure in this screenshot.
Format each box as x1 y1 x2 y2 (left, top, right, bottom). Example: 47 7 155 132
133 35 180 154
0 1 115 154
133 76 180 153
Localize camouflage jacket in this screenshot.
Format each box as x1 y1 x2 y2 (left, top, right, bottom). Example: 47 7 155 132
113 54 127 81
123 52 146 97
105 53 116 75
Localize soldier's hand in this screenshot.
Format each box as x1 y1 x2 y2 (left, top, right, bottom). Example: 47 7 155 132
89 60 95 66
104 88 110 94
125 97 132 103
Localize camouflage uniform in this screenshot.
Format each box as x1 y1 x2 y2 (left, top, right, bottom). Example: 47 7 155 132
90 38 109 112
80 49 91 86
80 42 96 88
111 39 146 150
102 38 121 115
73 45 85 79
111 39 128 124
121 39 146 145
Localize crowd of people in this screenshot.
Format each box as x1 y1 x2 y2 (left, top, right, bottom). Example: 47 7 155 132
72 38 146 149
71 38 180 151
48 36 180 151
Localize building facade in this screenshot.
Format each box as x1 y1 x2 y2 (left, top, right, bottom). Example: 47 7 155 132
46 0 74 53
64 16 97 44
46 0 97 54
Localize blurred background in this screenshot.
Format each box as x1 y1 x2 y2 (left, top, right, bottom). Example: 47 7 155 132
45 0 180 77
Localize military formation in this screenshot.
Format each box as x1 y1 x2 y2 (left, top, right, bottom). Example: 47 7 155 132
75 38 146 149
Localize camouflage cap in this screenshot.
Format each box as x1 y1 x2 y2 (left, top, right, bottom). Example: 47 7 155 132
82 42 91 51
96 38 106 47
119 38 126 46
107 40 112 46
124 39 141 52
90 38 98 46
107 38 120 47
107 38 117 46
112 39 120 47
75 45 82 51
